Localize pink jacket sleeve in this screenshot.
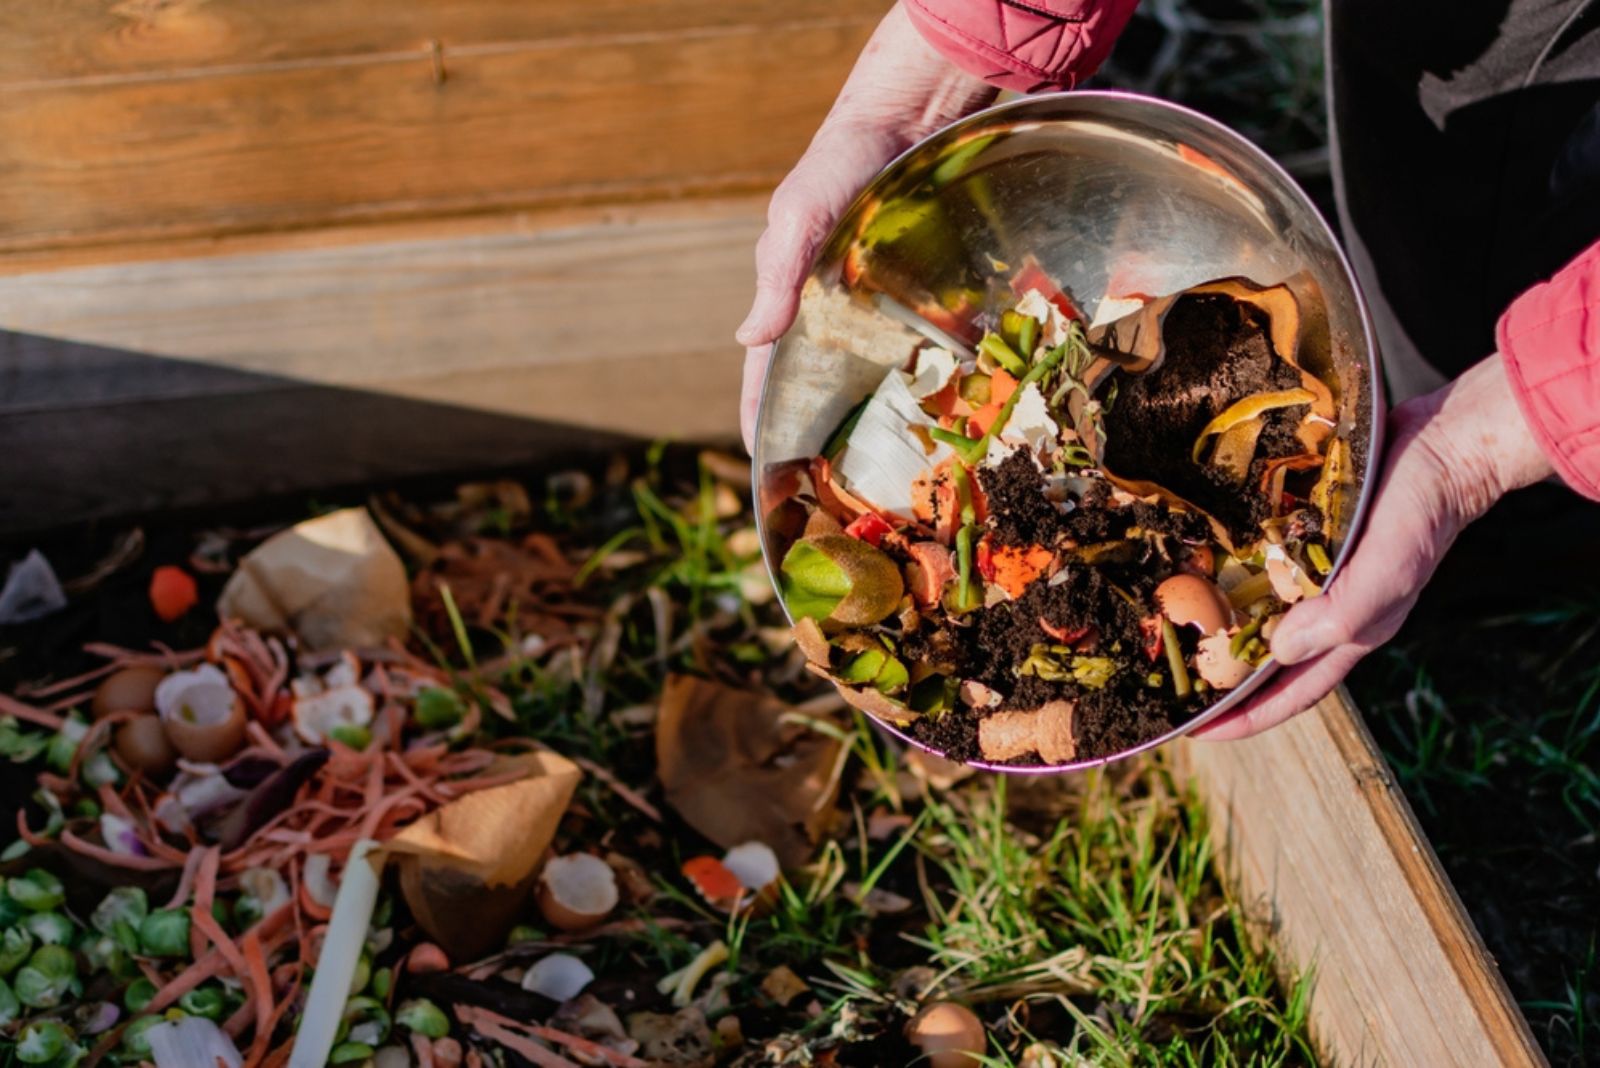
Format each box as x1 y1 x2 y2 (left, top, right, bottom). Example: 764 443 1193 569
1498 240 1600 501
904 0 1141 92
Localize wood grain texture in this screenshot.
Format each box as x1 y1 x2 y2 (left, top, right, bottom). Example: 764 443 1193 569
0 2 883 256
1175 690 1545 1068
0 0 869 83
0 199 757 534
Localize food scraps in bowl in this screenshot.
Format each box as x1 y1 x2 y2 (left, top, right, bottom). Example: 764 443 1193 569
767 264 1349 767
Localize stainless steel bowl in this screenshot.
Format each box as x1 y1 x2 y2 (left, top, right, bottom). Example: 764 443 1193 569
753 91 1383 772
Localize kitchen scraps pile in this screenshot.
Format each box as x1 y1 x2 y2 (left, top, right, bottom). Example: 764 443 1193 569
0 451 1311 1067
763 263 1352 766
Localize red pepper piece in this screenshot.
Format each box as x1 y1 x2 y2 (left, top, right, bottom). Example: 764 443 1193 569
1139 615 1165 663
843 511 894 548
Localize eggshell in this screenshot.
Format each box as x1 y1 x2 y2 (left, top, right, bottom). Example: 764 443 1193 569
114 714 178 777
1154 574 1231 636
1195 633 1254 691
905 1001 985 1068
92 666 165 720
537 853 618 932
155 665 247 763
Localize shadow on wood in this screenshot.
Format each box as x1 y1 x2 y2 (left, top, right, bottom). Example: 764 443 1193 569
0 329 651 541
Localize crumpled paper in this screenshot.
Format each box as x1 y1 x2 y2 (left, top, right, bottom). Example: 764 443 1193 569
656 675 843 869
0 550 66 625
217 507 410 651
381 750 581 960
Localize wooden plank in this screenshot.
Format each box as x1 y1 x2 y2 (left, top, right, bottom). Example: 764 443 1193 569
0 198 757 535
1175 689 1545 1067
0 0 869 83
0 8 880 257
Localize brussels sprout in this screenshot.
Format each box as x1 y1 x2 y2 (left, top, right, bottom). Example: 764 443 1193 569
82 751 121 789
45 718 88 775
138 910 190 958
81 934 128 976
15 944 75 1009
415 688 466 730
0 718 50 763
16 1018 75 1064
0 840 29 863
25 911 77 947
329 1042 375 1064
91 888 148 943
0 925 34 974
0 976 19 1027
327 724 371 750
179 985 225 1020
124 976 158 1013
120 1014 164 1058
8 869 65 912
396 997 449 1039
342 996 390 1047
371 965 393 1001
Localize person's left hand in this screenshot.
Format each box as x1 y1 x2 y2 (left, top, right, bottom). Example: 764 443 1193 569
1194 353 1556 740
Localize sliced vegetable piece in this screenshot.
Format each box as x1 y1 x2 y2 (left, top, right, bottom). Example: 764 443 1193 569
989 544 1055 598
1208 417 1265 485
778 541 850 622
977 333 1027 377
1192 389 1316 463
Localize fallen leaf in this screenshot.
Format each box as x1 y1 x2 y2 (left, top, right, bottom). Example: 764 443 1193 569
655 675 843 869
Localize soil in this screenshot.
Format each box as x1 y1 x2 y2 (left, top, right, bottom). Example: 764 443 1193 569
905 452 1210 766
1101 293 1306 542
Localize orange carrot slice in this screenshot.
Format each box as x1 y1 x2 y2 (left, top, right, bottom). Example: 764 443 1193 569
990 544 1055 598
149 565 199 623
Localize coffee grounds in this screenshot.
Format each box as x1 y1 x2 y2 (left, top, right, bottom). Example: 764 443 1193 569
1101 293 1305 542
978 450 1062 547
978 451 1213 549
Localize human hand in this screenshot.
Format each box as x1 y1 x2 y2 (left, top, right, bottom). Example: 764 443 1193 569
1195 354 1557 740
735 3 995 452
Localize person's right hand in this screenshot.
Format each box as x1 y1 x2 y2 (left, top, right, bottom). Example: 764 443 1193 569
735 3 996 453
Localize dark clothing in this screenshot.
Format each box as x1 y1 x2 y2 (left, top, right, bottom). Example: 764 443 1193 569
1329 0 1600 396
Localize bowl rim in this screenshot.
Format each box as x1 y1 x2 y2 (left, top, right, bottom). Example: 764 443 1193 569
751 88 1386 773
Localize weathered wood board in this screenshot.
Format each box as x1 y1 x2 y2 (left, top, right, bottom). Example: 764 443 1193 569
0 1 882 258
1176 690 1546 1067
0 199 764 535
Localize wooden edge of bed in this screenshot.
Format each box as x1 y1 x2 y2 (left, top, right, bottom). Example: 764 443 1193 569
1173 687 1546 1067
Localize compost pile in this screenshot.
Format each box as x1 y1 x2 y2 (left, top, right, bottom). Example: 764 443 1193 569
0 454 1277 1068
763 263 1350 765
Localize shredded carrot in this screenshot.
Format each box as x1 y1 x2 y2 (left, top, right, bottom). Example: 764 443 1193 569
191 847 221 959
0 692 65 731
454 1006 583 1068
59 828 179 871
411 1033 438 1068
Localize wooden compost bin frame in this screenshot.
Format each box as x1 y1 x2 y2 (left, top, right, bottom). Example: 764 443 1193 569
0 2 1544 1064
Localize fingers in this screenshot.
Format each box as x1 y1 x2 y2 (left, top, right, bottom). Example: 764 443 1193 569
735 185 836 349
1191 642 1370 741
1270 422 1456 667
740 346 770 455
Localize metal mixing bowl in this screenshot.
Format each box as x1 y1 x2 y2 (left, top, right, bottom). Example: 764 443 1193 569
752 91 1383 772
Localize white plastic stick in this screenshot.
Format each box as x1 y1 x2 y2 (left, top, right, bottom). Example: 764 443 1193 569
288 840 383 1068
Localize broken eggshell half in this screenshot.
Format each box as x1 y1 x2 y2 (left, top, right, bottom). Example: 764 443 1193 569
536 853 619 932
154 664 247 764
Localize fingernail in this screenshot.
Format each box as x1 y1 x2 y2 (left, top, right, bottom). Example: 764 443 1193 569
735 310 762 346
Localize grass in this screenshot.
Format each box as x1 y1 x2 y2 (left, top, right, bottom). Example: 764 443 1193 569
454 448 1317 1064
1350 587 1600 1066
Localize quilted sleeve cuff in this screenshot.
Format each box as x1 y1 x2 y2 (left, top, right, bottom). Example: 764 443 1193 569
1497 239 1600 501
903 0 1140 93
